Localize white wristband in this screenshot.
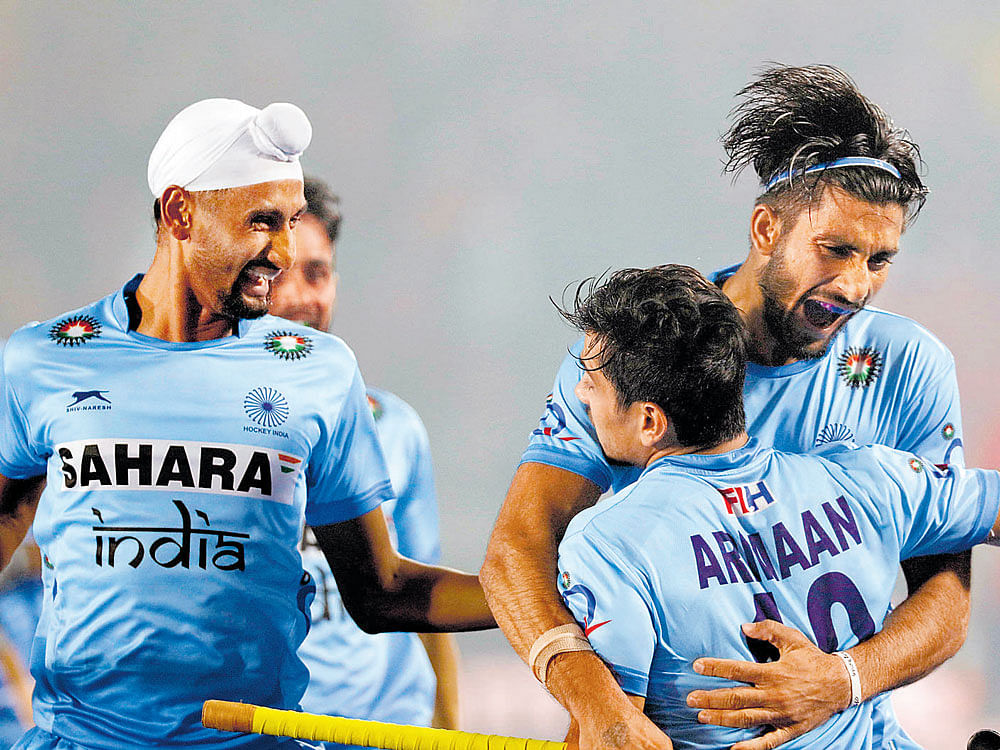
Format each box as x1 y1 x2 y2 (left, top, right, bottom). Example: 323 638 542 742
834 651 862 708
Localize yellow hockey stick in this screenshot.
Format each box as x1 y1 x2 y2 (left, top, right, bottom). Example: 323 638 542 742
202 700 568 750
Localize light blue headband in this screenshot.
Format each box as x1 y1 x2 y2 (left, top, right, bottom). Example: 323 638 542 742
764 156 902 192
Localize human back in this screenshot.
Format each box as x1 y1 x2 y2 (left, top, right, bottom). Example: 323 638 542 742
558 439 997 748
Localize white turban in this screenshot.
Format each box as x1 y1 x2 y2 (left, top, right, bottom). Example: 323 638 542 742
147 98 312 197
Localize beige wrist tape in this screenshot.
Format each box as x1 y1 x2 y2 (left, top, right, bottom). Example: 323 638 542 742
528 623 594 685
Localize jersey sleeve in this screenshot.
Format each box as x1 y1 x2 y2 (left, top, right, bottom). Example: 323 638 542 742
557 530 657 697
305 366 395 527
519 339 615 491
894 352 965 467
862 445 1000 559
0 335 48 479
390 409 441 565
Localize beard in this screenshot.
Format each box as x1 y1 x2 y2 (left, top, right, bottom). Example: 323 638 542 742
218 266 271 321
757 250 854 364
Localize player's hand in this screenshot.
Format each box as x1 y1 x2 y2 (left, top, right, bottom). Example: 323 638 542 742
685 620 851 750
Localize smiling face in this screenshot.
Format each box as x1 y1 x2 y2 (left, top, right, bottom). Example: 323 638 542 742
183 179 307 321
756 186 904 363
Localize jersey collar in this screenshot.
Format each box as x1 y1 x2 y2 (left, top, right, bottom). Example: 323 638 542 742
642 436 768 477
110 274 254 346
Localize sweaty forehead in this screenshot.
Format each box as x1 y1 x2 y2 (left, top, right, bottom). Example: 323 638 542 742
794 187 905 248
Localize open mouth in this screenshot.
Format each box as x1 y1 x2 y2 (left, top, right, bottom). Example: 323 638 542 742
242 265 282 297
801 299 855 331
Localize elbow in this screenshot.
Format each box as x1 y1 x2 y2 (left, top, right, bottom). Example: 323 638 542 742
340 592 393 634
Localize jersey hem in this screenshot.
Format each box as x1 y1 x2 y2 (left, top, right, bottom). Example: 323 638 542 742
519 450 612 492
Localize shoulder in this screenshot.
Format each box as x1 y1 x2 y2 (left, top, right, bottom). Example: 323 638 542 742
845 307 954 371
3 295 111 374
249 317 358 369
562 468 708 553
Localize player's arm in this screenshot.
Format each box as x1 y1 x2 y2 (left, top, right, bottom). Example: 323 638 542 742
312 508 493 633
0 472 43 571
417 633 461 729
481 463 671 750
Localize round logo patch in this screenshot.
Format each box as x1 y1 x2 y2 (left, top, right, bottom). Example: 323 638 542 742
264 331 313 361
838 346 882 389
49 315 102 347
244 387 290 427
942 423 955 440
367 394 384 422
909 458 924 473
559 571 572 591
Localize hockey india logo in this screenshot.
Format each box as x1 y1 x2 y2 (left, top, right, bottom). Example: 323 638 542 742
244 387 290 427
942 423 955 440
49 315 102 347
264 331 313 361
559 571 572 590
838 346 882 389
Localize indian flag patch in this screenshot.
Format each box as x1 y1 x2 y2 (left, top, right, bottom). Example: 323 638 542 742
264 331 314 361
838 346 882 389
279 453 302 474
49 315 102 347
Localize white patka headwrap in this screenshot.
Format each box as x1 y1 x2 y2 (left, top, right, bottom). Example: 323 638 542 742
147 98 312 197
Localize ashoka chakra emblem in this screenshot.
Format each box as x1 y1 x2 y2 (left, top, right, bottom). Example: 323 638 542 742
244 387 290 427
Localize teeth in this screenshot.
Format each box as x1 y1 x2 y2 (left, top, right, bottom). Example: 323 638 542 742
249 267 280 282
815 300 853 316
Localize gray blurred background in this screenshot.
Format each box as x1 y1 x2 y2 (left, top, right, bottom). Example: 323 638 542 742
3 1 1000 744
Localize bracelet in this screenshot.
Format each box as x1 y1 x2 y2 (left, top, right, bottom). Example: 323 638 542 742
834 651 862 708
527 623 594 685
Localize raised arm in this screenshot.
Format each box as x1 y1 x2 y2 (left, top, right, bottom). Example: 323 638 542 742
0 473 43 571
481 462 672 750
313 507 493 633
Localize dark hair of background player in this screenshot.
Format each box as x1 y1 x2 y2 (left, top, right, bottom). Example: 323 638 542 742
303 176 342 244
559 264 749 448
723 64 928 224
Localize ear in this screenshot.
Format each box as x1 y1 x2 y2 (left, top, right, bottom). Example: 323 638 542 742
749 203 782 258
638 402 671 449
159 186 193 241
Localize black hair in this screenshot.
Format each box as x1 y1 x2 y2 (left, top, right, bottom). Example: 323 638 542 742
559 265 748 448
303 176 342 243
723 64 927 223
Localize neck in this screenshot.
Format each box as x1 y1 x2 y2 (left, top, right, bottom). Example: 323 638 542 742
721 259 795 367
135 240 237 342
645 432 750 467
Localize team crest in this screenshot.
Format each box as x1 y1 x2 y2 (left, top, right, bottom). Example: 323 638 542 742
815 423 855 446
838 346 882 389
909 458 924 473
367 394 384 421
559 571 572 590
49 315 102 347
264 331 313 361
942 423 955 440
244 387 290 427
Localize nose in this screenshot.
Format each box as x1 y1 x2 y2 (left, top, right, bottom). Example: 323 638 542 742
574 377 589 406
269 227 296 271
832 256 873 306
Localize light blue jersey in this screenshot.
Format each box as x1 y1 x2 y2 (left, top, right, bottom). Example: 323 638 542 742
522 264 964 494
0 276 395 749
298 387 440 729
522 264 965 745
557 439 999 749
